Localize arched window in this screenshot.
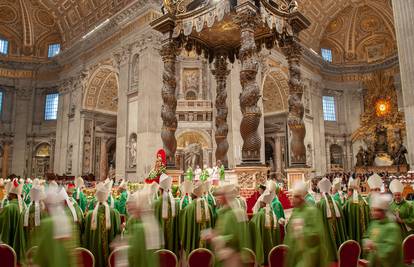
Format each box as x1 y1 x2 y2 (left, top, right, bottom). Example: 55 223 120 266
185 90 197 100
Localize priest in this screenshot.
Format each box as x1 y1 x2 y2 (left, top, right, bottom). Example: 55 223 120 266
250 189 280 266
33 186 78 267
115 179 129 216
305 180 316 205
342 177 370 245
13 179 47 263
0 178 23 247
366 173 383 204
389 179 414 238
180 181 212 256
84 182 121 267
72 177 87 213
60 185 84 242
127 188 162 267
363 193 403 267
284 181 327 267
153 173 179 255
332 177 345 206
317 178 347 262
178 179 193 210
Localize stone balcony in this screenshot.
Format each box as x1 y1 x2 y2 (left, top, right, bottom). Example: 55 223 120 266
176 100 213 122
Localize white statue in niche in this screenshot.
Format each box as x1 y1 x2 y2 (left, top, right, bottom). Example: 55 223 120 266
306 144 313 168
129 135 137 168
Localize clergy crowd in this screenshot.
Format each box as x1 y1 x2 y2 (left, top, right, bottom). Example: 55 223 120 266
0 171 413 267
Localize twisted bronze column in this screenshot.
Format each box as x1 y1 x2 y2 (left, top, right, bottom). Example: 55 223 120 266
160 40 178 167
282 38 307 166
237 10 262 164
212 51 230 167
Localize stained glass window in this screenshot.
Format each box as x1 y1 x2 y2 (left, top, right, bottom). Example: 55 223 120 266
0 38 8 55
48 43 60 58
321 48 332 62
44 93 59 120
323 95 336 121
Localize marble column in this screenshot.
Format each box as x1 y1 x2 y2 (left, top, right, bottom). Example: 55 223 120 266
160 39 179 167
2 140 11 178
392 0 414 166
100 137 108 181
212 51 230 167
49 138 56 173
236 9 262 164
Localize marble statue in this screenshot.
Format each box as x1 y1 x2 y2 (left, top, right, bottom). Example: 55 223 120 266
356 146 365 167
129 136 137 168
184 143 202 170
306 144 313 167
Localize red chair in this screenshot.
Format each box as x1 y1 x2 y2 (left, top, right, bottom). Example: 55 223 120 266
241 247 256 267
336 240 363 267
0 243 17 267
25 246 38 267
403 234 414 265
155 249 178 267
75 247 95 267
108 245 129 267
188 248 215 267
268 245 288 267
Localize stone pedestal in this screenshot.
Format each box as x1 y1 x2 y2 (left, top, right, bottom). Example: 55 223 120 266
285 167 311 190
166 169 183 185
234 165 268 190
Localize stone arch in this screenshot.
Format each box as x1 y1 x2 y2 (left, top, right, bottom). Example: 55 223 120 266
261 70 289 114
330 144 344 167
176 129 211 149
83 66 119 114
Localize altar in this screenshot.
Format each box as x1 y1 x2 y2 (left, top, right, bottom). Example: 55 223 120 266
355 165 408 174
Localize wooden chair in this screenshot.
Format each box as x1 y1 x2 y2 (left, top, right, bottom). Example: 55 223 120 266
241 247 256 267
0 243 17 267
188 248 215 267
155 249 178 267
108 245 129 267
403 234 414 265
25 246 38 267
75 247 95 267
268 245 288 267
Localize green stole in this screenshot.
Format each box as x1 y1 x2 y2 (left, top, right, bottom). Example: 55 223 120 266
271 196 285 219
115 190 128 215
84 204 121 267
342 192 370 245
284 203 327 267
72 188 87 213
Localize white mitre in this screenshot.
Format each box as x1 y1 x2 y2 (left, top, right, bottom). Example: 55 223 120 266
389 179 404 194
367 173 383 189
318 178 332 194
370 193 392 210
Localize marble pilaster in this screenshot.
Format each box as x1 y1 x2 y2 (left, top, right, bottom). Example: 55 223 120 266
1 140 11 178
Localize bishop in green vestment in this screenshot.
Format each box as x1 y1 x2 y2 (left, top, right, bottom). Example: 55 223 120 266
342 178 370 245
365 173 383 207
332 177 346 207
126 189 161 267
180 182 213 256
33 186 78 267
72 177 87 213
115 180 129 215
250 190 280 265
0 178 23 247
389 179 414 237
179 180 193 210
204 184 251 266
362 193 403 267
284 180 327 267
84 182 121 267
154 174 180 255
22 180 32 207
13 181 47 263
317 178 347 262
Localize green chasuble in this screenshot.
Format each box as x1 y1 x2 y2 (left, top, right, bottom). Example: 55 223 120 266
214 206 251 266
389 199 414 238
128 220 159 267
284 203 327 267
305 193 316 205
84 204 121 267
271 196 285 219
317 193 348 262
179 195 192 210
333 192 346 207
0 199 21 247
13 203 47 263
206 193 218 226
115 190 128 215
364 218 403 267
180 198 213 256
153 196 180 255
66 199 85 244
342 193 370 245
72 188 88 213
249 207 280 265
124 216 140 236
33 217 78 267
